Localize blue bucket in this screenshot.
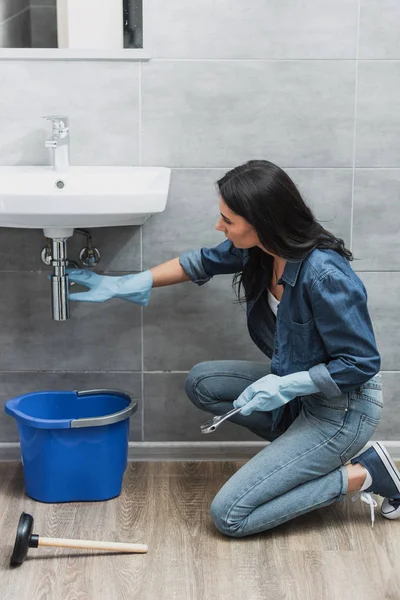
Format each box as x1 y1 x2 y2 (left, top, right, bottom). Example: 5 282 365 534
5 389 136 503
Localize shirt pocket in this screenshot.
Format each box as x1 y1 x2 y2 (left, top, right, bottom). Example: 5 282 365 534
289 318 325 365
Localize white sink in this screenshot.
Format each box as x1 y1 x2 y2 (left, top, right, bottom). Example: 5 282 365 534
0 166 171 238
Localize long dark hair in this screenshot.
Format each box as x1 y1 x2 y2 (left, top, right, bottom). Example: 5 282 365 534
216 160 353 305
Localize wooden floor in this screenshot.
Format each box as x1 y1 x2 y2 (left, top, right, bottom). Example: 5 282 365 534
0 461 399 600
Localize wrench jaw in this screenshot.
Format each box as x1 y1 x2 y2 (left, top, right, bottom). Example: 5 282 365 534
200 418 219 434
200 406 242 435
200 424 217 434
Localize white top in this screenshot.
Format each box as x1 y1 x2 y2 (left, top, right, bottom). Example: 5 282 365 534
267 289 280 316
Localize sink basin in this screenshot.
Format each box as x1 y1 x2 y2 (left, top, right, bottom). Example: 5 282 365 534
0 166 171 238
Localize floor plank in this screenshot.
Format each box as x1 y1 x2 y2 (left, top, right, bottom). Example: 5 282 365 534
0 461 399 600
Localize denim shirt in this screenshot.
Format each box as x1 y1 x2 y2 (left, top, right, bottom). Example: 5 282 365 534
179 239 381 404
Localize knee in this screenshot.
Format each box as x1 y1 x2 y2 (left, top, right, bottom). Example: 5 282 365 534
184 361 215 408
209 494 247 538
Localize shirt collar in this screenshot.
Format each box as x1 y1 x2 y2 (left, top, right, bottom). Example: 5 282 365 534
278 259 303 287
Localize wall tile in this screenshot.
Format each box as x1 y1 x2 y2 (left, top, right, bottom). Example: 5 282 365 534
356 62 400 167
376 372 400 440
146 0 358 59
143 372 261 441
286 169 353 246
144 275 266 371
143 169 226 269
142 60 356 168
0 272 142 371
359 0 400 59
356 272 400 372
0 227 48 271
0 61 140 166
352 170 400 270
0 372 142 442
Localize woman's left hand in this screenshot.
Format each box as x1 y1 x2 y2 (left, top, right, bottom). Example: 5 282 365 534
233 372 320 416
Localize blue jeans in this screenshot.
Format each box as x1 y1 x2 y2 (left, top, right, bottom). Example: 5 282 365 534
185 360 383 537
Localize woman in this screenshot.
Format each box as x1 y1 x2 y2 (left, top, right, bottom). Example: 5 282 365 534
67 159 400 535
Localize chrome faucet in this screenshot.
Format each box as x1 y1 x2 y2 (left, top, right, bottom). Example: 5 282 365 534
44 115 70 172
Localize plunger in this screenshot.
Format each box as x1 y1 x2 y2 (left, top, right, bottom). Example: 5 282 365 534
10 512 148 566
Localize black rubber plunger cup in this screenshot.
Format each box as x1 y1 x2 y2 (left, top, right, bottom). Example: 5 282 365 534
10 512 38 566
10 511 148 567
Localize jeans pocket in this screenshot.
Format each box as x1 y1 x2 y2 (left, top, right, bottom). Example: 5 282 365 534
350 385 383 413
303 392 349 428
340 414 380 465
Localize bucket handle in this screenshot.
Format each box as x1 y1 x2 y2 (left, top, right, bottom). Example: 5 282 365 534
71 389 137 428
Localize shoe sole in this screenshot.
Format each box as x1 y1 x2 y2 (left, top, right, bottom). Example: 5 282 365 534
372 441 400 496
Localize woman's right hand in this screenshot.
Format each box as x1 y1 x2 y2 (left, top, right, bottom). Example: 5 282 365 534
67 269 153 305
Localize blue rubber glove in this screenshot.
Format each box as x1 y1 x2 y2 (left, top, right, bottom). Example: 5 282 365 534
233 371 320 416
67 269 153 305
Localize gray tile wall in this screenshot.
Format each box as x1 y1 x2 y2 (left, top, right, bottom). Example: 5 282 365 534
0 0 399 452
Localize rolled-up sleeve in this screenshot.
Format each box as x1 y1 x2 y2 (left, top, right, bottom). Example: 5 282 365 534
179 240 245 286
308 270 381 396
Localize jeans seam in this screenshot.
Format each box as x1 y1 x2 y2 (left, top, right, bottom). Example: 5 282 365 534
247 492 344 533
340 465 348 496
352 395 383 408
190 373 258 400
224 429 346 525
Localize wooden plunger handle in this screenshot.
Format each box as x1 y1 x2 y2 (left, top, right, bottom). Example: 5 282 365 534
38 537 148 553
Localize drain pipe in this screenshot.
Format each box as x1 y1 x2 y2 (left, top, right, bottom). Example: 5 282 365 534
51 238 70 321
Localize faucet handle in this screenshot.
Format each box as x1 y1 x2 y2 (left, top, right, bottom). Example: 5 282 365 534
43 115 69 138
